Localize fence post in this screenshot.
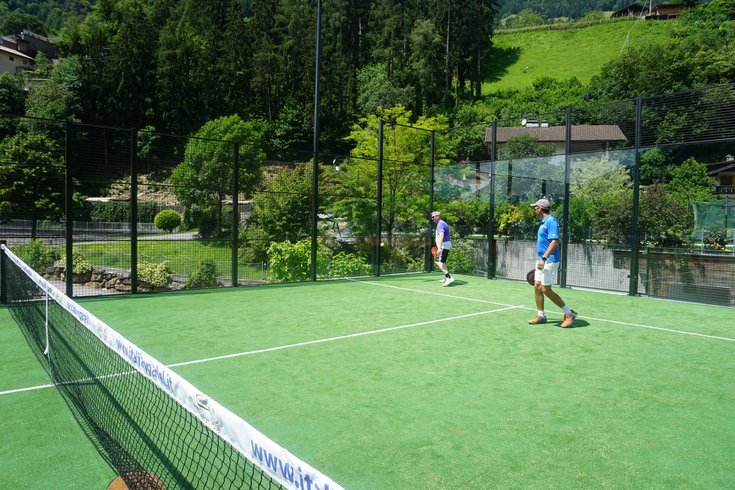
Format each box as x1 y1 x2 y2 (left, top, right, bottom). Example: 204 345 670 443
560 108 572 288
629 96 642 296
64 121 74 297
130 128 138 294
0 240 6 304
426 130 435 272
232 142 240 287
488 120 498 279
375 119 384 276
310 0 323 282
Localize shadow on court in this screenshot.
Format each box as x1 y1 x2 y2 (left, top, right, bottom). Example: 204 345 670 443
553 318 590 329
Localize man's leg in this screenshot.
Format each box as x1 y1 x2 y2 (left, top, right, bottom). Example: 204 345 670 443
529 282 547 324
542 285 578 327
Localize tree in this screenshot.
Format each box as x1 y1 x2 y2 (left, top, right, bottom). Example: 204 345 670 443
667 157 715 204
0 133 64 239
334 105 452 240
241 163 319 262
170 115 265 236
0 11 46 35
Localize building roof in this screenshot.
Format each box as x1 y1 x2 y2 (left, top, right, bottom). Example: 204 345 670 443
612 4 647 18
484 125 627 144
0 44 33 60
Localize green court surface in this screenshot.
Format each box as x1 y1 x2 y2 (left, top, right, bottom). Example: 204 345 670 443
2 273 734 489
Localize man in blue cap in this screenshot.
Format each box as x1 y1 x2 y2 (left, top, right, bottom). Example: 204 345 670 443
528 198 577 328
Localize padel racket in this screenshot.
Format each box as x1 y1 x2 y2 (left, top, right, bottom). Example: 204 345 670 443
431 246 438 257
526 269 536 286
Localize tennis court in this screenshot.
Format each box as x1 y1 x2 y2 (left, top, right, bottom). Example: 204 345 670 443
2 271 734 489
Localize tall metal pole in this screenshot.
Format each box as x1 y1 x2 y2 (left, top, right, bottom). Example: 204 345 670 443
426 130 435 272
232 142 240 287
65 121 74 297
629 97 642 296
375 120 384 276
130 128 138 294
310 0 323 281
488 120 498 279
560 108 572 288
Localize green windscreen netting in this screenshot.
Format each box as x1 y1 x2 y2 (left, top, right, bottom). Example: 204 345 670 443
692 200 735 231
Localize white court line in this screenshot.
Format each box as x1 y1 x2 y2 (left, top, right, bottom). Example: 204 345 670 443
0 383 55 396
1 305 523 397
169 305 523 368
350 278 735 343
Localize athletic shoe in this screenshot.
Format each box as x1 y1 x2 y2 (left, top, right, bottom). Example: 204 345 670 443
442 277 455 286
528 314 547 325
560 310 578 328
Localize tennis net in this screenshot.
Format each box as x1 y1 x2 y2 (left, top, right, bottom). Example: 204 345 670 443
0 244 342 490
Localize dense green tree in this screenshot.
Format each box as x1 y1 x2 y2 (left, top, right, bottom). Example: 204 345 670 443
667 157 716 204
0 73 24 138
241 163 320 262
0 132 64 239
0 11 45 35
171 115 265 236
334 105 452 238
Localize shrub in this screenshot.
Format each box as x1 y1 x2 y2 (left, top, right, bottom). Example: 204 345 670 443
55 249 93 275
16 240 58 271
704 228 728 250
198 211 218 238
138 261 172 288
448 239 476 274
267 239 329 282
329 252 371 277
186 258 219 288
154 209 182 233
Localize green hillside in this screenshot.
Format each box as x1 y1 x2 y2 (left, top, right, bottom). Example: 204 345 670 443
485 19 676 93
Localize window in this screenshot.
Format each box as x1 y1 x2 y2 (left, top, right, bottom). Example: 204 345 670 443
9 56 14 61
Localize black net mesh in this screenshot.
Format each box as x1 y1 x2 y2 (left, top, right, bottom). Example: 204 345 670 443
2 245 288 489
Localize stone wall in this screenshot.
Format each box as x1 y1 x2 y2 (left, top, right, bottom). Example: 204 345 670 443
48 266 184 293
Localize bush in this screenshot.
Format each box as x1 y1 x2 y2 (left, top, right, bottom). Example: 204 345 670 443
329 252 371 277
186 258 219 288
88 200 157 223
55 249 93 275
267 239 329 282
138 261 172 288
16 240 58 271
154 209 182 233
448 239 476 274
704 228 728 250
198 212 218 238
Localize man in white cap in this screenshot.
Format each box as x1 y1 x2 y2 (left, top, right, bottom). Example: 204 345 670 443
431 211 454 286
528 198 577 327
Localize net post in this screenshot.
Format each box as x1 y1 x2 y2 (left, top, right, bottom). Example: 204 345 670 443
0 240 6 304
130 128 138 294
231 142 239 288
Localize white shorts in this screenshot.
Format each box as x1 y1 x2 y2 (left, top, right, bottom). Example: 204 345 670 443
534 261 559 286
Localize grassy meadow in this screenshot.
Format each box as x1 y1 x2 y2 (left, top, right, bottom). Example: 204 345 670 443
485 19 676 92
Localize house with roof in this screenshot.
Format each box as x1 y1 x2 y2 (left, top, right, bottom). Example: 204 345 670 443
484 122 627 157
611 4 647 18
646 2 688 20
0 30 60 75
0 44 34 74
707 154 735 197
